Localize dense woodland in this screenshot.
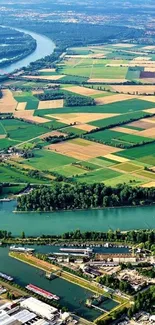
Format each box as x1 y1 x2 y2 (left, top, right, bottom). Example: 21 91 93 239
36 90 95 106
0 27 36 68
17 183 155 211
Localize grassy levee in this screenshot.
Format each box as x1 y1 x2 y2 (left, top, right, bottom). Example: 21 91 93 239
94 301 131 323
9 252 126 305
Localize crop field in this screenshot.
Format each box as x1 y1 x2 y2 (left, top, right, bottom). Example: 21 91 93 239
1 42 155 188
24 149 77 171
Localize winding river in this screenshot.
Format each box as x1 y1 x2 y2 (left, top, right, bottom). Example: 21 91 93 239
0 201 155 236
0 27 55 74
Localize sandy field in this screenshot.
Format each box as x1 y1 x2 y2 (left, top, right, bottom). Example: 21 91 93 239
144 67 155 72
38 68 56 72
0 134 6 139
111 85 155 94
16 102 27 111
46 112 118 124
143 108 155 114
0 89 17 113
88 78 127 83
142 181 155 188
72 124 97 132
142 46 155 50
104 154 129 163
14 110 49 123
95 94 136 105
112 126 138 134
137 127 155 138
40 130 67 139
47 140 120 160
140 96 155 103
23 75 65 80
133 56 151 61
32 90 44 95
141 117 155 124
63 85 104 96
38 99 64 109
128 120 154 130
112 43 135 47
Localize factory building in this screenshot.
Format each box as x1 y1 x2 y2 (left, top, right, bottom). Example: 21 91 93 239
20 297 58 320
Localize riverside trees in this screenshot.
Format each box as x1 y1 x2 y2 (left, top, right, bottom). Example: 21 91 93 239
17 183 155 211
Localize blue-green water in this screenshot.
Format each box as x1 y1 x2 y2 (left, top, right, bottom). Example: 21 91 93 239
0 26 55 74
0 247 118 321
0 201 155 236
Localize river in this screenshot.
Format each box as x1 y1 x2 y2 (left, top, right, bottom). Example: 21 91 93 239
0 201 155 236
0 27 55 74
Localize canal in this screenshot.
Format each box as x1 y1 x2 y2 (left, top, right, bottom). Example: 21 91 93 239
0 246 118 321
0 201 155 236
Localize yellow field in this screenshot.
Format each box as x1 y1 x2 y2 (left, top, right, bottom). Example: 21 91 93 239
63 85 104 96
88 78 127 83
23 75 65 80
72 124 97 131
46 112 118 124
47 140 120 160
14 110 49 123
38 99 64 109
111 85 155 94
16 102 27 111
0 89 17 113
104 154 129 163
95 94 137 105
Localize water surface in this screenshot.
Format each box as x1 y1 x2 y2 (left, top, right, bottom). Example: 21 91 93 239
0 26 55 74
0 201 155 236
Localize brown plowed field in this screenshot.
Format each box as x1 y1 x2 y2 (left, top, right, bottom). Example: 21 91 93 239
47 140 120 160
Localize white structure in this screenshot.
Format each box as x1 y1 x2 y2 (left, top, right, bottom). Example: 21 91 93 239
0 309 36 325
20 297 57 320
32 320 49 325
150 315 155 322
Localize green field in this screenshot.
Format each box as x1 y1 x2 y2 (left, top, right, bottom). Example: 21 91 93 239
74 168 122 184
25 149 77 171
116 143 155 159
14 92 39 110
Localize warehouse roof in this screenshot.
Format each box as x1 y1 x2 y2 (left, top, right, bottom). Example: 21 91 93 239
20 297 57 320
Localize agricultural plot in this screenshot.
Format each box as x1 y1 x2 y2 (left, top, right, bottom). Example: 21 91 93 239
14 91 39 110
48 138 120 161
73 168 122 184
25 149 77 171
0 89 17 113
116 142 155 160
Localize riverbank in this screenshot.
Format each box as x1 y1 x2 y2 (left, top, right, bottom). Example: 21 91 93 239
9 252 125 304
0 26 55 74
14 202 155 214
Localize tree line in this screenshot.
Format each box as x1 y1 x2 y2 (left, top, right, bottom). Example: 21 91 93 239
36 90 95 106
17 183 155 212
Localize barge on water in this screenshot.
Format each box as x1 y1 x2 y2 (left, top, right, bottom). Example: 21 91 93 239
0 272 13 281
26 284 59 301
10 246 35 253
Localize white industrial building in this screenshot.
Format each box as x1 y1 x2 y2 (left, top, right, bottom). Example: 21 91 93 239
20 297 58 320
0 308 37 325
